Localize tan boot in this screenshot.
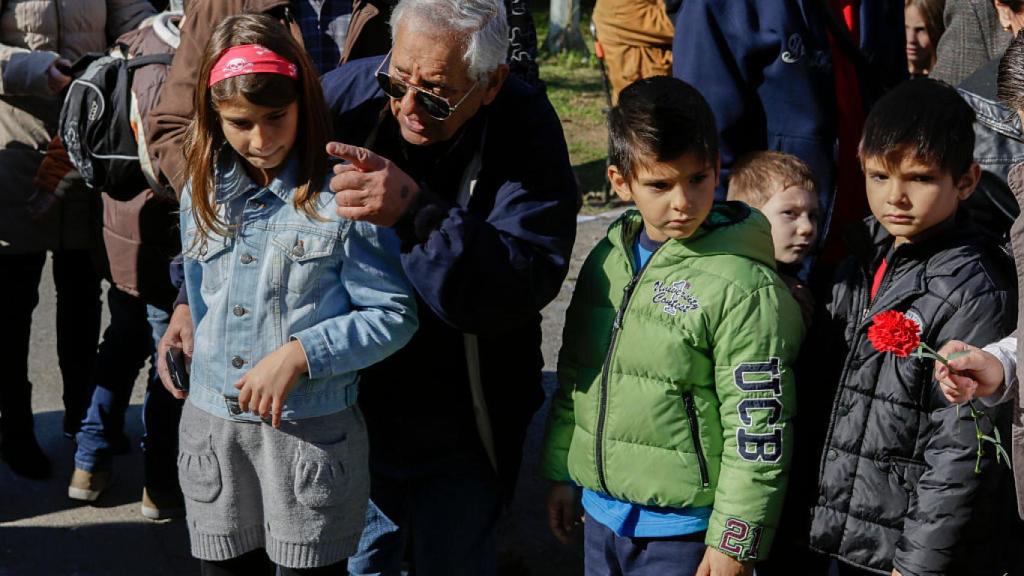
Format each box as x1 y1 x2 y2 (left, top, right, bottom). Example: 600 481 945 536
67 468 111 501
141 486 185 520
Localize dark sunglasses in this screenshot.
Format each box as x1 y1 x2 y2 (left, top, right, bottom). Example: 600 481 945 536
374 51 478 121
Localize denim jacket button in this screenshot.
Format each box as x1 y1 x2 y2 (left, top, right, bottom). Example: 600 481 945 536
291 241 305 257
240 253 254 264
233 305 246 317
231 356 245 369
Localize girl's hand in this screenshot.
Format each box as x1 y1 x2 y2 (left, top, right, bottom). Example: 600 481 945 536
157 304 194 400
234 340 308 427
696 547 752 576
933 340 1005 404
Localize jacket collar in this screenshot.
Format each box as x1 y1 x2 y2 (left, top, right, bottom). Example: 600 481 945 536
1008 162 1024 206
214 147 300 204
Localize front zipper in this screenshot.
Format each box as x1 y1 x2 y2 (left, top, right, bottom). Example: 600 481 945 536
594 227 662 494
682 392 710 487
817 248 911 491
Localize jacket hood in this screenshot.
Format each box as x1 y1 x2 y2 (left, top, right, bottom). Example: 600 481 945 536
607 201 777 269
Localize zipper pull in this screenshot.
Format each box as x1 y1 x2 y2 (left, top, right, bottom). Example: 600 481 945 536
862 307 870 321
614 277 639 329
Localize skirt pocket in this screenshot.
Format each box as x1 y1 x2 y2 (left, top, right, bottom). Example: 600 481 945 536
293 434 350 508
177 427 223 503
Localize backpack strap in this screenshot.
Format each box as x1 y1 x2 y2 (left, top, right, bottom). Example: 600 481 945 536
126 53 175 71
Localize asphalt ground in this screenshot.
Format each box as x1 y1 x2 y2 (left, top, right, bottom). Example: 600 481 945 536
0 210 621 576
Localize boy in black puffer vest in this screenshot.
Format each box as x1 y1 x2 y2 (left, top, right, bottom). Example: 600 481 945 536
808 78 1017 575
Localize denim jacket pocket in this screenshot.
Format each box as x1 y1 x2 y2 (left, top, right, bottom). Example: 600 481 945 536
293 434 350 508
177 426 223 503
182 231 233 294
271 229 339 296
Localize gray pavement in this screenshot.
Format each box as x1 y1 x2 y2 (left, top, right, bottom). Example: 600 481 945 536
0 210 622 576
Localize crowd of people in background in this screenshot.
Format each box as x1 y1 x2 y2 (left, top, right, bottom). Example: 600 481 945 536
8 0 1024 575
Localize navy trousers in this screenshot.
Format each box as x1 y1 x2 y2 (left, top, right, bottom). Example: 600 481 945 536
583 513 707 576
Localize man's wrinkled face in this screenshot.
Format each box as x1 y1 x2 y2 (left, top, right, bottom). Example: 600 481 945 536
387 20 501 146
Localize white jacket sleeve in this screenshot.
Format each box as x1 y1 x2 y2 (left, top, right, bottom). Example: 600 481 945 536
980 333 1018 407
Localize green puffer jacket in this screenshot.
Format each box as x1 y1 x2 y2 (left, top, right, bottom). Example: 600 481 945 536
541 203 805 561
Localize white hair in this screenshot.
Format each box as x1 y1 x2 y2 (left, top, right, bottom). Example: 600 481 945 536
390 0 509 83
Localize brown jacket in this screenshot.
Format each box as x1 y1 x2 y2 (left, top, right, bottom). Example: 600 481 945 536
0 0 155 254
1005 162 1024 520
592 0 673 102
146 0 392 197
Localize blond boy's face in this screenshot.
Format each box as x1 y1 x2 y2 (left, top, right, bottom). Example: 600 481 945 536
863 153 978 246
759 185 819 264
609 153 719 242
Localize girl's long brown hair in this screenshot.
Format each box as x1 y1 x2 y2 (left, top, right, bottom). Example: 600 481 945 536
184 13 330 240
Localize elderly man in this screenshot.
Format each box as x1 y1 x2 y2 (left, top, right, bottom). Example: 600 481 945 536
321 0 577 572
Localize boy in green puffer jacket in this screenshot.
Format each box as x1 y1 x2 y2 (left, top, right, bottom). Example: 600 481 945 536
540 77 805 576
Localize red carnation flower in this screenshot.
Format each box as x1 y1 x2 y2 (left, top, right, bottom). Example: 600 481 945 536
867 310 921 357
867 309 1011 474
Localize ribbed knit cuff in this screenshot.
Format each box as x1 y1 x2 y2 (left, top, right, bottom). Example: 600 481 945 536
265 531 362 569
189 523 264 561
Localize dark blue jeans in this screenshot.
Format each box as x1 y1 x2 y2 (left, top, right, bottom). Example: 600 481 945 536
583 513 706 576
74 287 182 488
347 454 502 576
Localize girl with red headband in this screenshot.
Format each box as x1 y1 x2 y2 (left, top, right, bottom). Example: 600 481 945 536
175 13 417 575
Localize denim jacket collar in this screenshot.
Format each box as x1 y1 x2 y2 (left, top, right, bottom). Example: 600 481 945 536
214 147 300 204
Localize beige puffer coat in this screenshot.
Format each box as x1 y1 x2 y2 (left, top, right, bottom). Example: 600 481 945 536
0 0 154 254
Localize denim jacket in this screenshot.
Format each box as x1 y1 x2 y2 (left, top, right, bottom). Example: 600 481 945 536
180 150 417 422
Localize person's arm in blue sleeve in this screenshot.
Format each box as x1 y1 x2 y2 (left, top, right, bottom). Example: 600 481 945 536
673 0 763 195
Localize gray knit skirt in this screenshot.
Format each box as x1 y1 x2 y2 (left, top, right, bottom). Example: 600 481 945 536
177 400 369 568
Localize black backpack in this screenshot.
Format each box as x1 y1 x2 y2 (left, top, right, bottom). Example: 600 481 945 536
59 50 174 200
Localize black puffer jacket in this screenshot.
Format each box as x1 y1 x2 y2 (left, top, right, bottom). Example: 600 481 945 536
808 215 1016 575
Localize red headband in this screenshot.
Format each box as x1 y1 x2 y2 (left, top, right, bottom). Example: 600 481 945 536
208 44 299 87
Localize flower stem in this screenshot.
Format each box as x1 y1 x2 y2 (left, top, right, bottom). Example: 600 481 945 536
916 344 1006 473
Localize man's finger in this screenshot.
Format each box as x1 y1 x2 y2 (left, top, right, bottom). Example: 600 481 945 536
330 171 373 196
333 162 360 175
257 394 272 418
336 205 377 222
325 142 386 171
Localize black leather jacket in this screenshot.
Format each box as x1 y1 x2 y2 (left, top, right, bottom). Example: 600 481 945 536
957 62 1024 239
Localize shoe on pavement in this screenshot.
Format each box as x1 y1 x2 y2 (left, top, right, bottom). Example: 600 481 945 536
68 468 111 501
0 434 51 480
141 486 185 520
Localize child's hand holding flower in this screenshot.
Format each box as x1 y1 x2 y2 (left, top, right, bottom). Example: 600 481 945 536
933 340 1006 404
868 311 1010 473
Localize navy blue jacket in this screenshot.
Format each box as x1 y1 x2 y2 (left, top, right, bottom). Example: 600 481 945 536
321 56 578 492
673 0 905 212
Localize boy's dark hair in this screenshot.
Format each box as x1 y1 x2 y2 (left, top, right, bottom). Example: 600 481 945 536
859 78 976 178
609 76 719 183
727 151 816 208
